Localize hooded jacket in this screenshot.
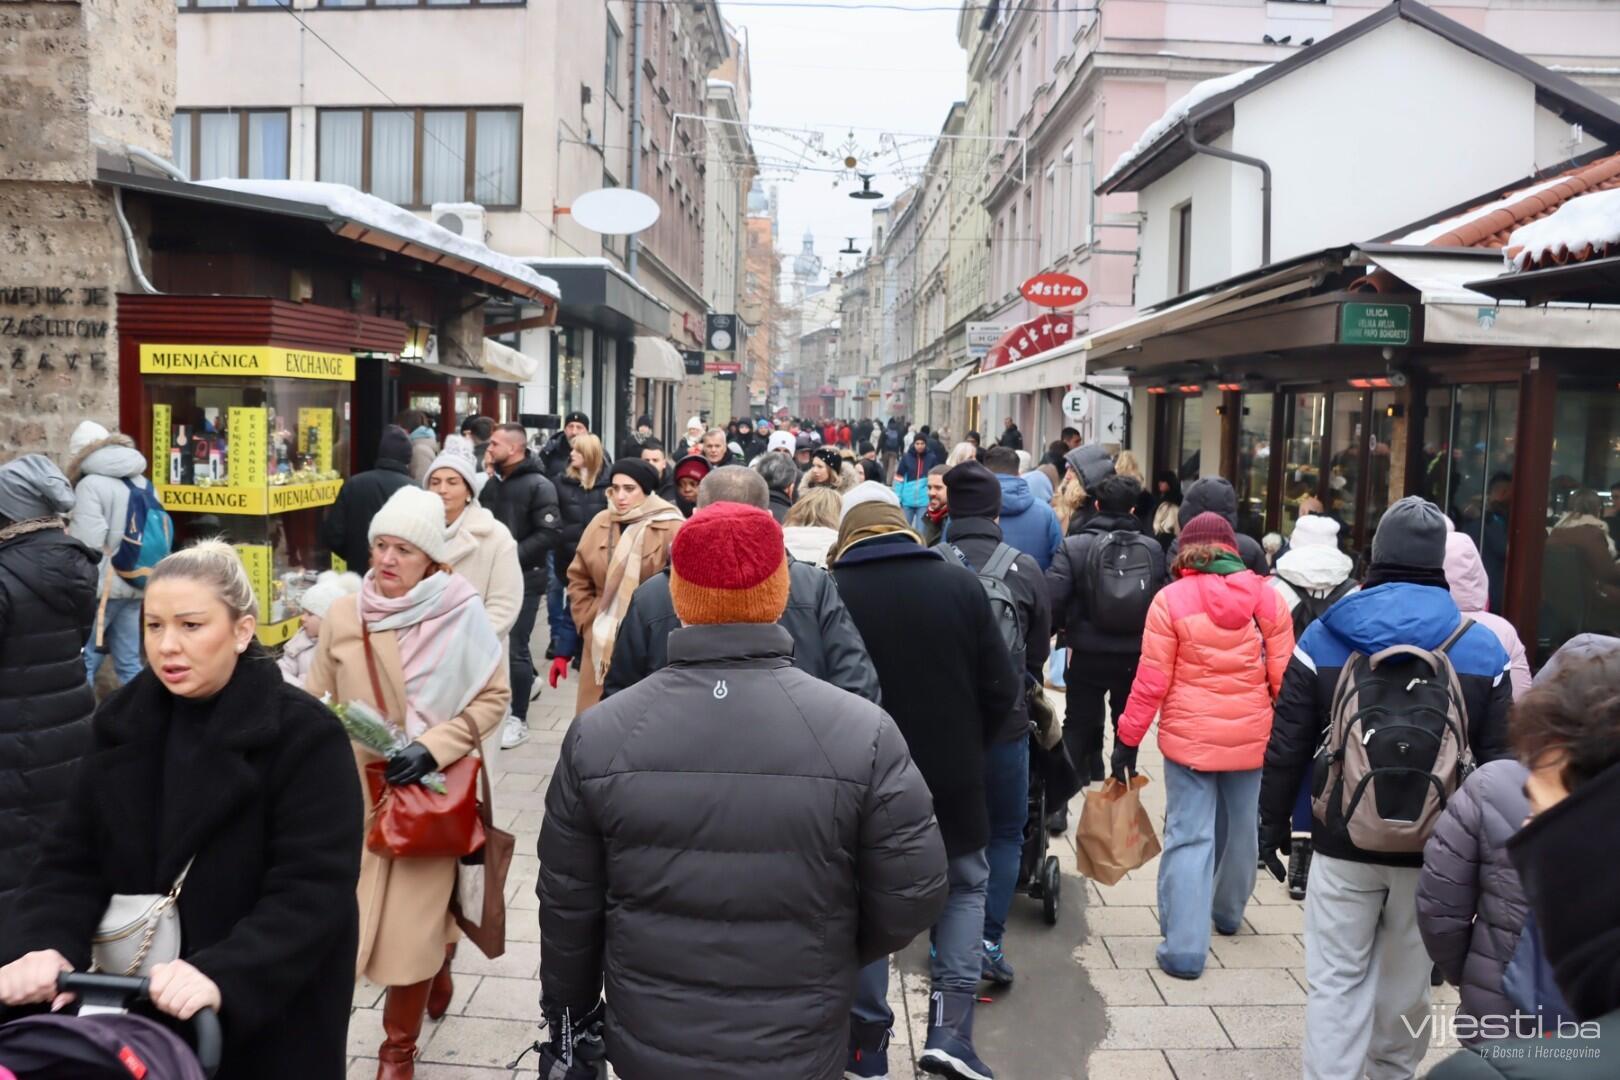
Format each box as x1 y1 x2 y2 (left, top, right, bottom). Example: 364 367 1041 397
1270 517 1358 638
539 623 947 1080
479 450 562 578
1261 582 1513 866
945 515 1051 742
782 525 840 568
1047 509 1165 656
994 473 1062 570
1063 445 1114 494
1166 477 1270 577
319 431 414 573
1444 532 1532 700
65 431 151 603
1116 560 1293 771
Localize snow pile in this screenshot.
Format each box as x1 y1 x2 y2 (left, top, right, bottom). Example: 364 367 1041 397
1504 187 1620 270
1101 65 1271 186
1393 175 1573 246
196 179 561 300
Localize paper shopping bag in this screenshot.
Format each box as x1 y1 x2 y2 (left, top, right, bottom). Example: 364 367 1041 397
1073 774 1161 886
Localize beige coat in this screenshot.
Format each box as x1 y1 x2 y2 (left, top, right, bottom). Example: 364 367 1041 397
443 503 523 640
305 592 511 987
565 508 682 712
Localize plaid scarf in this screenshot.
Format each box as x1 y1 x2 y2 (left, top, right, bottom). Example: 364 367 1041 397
590 493 683 682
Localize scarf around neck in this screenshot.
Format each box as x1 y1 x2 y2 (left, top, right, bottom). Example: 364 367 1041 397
834 502 921 562
358 570 501 739
1180 548 1246 577
591 493 683 681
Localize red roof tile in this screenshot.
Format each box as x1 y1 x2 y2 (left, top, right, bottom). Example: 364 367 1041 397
1430 152 1620 252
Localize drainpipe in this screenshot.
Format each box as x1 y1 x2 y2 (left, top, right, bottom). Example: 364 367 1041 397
627 0 645 278
1186 117 1271 266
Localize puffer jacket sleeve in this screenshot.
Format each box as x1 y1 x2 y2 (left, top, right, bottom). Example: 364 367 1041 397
67 477 114 554
1417 774 1485 988
1471 662 1514 765
1044 538 1079 635
1117 591 1176 748
516 474 562 569
1021 554 1051 677
1505 635 1532 701
538 721 607 1011
600 585 657 699
855 712 949 965
1260 650 1321 828
1257 587 1295 700
812 571 882 705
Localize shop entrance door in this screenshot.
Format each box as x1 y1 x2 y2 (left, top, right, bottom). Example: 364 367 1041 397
1279 386 1398 568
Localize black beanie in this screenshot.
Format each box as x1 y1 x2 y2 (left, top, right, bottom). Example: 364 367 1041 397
945 461 1001 519
1371 496 1447 569
609 458 659 495
377 425 412 467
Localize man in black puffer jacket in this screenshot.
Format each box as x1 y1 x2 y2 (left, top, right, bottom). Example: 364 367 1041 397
319 426 414 573
538 503 946 1080
600 467 880 703
0 455 99 926
1165 476 1269 577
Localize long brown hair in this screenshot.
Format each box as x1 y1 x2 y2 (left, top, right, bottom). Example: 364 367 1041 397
568 433 605 489
1170 542 1229 576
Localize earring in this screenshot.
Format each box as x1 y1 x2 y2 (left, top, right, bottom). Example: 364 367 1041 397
236 643 246 654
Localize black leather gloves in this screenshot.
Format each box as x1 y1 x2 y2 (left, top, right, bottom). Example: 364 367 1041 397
384 742 438 786
1109 741 1139 783
1259 820 1292 883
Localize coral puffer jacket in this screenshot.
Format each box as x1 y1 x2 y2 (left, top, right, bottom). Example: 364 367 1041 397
1118 564 1294 771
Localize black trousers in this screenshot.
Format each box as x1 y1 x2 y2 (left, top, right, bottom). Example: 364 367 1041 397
509 572 543 723
1063 651 1139 783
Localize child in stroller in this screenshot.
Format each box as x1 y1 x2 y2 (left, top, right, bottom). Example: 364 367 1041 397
0 972 220 1080
1019 704 1083 926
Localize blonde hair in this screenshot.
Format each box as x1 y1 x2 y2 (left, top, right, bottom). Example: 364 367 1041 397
1054 471 1087 532
568 433 605 489
148 539 259 622
1115 450 1145 482
947 442 978 467
786 486 842 529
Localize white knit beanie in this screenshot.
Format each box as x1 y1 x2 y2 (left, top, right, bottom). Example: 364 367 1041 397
767 431 795 454
299 570 362 617
1291 514 1341 549
368 486 451 563
69 420 111 460
424 433 484 496
840 480 900 522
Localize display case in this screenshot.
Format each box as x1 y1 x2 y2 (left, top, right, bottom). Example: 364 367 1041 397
137 343 355 646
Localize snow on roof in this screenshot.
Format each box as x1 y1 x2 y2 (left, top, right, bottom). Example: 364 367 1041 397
196 179 561 301
1393 174 1573 246
707 78 737 91
517 255 667 308
1504 187 1620 270
1101 65 1271 186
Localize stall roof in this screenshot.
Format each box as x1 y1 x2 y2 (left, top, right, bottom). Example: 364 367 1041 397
481 338 541 383
929 362 978 396
631 336 686 382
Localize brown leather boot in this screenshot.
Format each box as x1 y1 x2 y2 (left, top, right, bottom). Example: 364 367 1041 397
376 978 433 1080
426 944 456 1020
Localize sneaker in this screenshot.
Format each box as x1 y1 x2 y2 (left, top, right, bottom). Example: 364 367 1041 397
846 1019 890 1079
499 715 530 749
917 991 994 1080
980 941 1014 987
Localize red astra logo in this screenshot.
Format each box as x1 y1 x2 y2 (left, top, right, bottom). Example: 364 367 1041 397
1020 273 1090 308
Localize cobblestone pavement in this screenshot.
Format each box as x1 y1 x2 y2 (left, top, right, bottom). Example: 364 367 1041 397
345 666 1463 1079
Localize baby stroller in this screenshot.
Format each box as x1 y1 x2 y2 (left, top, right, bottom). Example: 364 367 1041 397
1019 722 1082 926
0 972 221 1080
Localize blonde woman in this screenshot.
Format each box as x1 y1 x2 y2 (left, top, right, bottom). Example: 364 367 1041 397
1114 450 1155 529
783 487 842 567
946 441 979 467
1054 470 1088 534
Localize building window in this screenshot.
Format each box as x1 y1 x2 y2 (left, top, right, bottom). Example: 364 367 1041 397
315 107 521 208
1173 201 1193 295
1081 124 1095 245
170 109 289 180
1059 142 1074 250
1043 163 1057 269
606 17 623 101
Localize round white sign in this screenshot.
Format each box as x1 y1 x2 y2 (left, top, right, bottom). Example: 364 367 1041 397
570 188 661 235
1063 388 1089 420
710 329 733 351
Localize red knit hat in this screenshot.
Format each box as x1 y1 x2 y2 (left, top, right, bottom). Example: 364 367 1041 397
1179 510 1238 551
669 503 790 625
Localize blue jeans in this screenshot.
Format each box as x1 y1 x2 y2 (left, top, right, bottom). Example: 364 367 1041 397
904 504 928 532
83 597 142 686
982 736 1029 945
852 848 990 1025
1157 760 1261 977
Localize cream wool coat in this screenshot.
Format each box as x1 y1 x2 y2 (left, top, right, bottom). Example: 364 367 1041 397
305 592 511 986
443 502 522 640
565 508 682 713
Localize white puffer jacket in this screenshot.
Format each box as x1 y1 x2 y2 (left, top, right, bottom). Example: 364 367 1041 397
66 427 151 603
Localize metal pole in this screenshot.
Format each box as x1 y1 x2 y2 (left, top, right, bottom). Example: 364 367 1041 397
1186 121 1271 266
1079 380 1133 449
627 0 645 277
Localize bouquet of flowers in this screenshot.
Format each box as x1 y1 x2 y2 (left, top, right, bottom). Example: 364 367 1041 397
327 696 448 795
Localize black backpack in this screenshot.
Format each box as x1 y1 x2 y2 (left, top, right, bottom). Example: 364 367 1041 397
949 543 1027 677
881 427 901 452
1085 531 1160 636
1291 579 1356 642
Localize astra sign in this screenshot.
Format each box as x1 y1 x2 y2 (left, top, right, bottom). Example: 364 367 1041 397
981 312 1074 371
1020 273 1089 308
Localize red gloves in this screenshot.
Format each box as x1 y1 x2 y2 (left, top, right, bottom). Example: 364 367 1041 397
549 656 571 688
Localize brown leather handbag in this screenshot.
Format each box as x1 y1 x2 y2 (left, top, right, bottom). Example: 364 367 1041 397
360 627 485 860
452 752 515 959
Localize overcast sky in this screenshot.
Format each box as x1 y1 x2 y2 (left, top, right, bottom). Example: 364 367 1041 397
727 0 968 284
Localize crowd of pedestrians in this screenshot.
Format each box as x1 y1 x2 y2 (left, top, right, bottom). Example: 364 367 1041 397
0 411 1617 1080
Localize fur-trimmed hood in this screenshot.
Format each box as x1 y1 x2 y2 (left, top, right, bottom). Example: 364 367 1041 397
67 432 143 486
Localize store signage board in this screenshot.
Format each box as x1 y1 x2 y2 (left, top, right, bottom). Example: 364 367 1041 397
1063 388 1090 421
682 349 705 376
140 344 356 382
229 407 267 489
967 322 1004 358
1020 273 1089 309
705 354 742 375
1339 303 1411 346
151 404 171 485
156 478 342 517
706 313 737 353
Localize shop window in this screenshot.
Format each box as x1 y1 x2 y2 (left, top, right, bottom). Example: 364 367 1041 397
1364 390 1399 551
1236 392 1273 542
171 110 289 181
1541 381 1620 654
1163 393 1202 483
1174 202 1193 295
1421 384 1517 612
1325 391 1366 547
1281 391 1325 537
316 107 521 208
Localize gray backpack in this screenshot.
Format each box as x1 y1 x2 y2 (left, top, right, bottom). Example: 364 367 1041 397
1311 619 1476 854
949 542 1026 677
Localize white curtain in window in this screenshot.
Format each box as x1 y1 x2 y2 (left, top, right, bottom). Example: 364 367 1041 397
171 113 193 178
474 110 519 206
197 113 239 180
319 111 363 188
248 112 288 180
370 111 415 205
421 111 466 205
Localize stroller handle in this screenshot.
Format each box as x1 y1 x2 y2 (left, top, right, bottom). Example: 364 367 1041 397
57 972 223 1077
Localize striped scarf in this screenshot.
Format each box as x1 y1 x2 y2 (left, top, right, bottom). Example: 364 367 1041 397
591 493 683 682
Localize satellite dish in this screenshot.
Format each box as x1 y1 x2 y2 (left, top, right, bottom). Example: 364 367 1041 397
569 188 660 235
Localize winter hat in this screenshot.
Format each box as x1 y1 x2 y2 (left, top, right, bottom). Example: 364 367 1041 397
368 485 451 563
812 447 843 472
610 458 660 495
685 416 704 436
69 420 111 460
768 431 796 454
636 414 654 430
945 461 1001 520
669 503 790 625
673 455 712 485
1371 495 1447 570
795 434 816 453
840 480 901 522
1290 514 1341 549
1064 444 1115 492
424 433 479 492
299 570 362 618
563 410 590 430
0 454 76 523
1179 511 1238 552
377 425 413 468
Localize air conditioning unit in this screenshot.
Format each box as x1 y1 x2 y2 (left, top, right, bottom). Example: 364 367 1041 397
431 202 487 243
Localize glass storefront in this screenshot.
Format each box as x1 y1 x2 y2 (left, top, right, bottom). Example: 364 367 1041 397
1163 392 1202 481
1326 390 1366 546
1541 380 1620 654
1281 391 1325 538
553 326 587 420
1419 384 1518 612
1236 392 1273 542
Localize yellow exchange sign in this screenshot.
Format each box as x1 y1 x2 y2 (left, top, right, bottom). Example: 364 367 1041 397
139 344 356 382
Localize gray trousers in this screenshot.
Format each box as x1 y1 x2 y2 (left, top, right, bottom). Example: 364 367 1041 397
1303 854 1432 1080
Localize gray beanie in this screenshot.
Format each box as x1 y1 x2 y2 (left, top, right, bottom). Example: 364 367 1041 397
0 454 76 524
1371 496 1447 569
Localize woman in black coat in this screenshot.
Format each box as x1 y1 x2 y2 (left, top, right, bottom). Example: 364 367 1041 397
0 455 99 928
0 541 362 1080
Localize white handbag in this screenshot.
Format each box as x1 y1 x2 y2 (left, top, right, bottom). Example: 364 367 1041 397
91 860 192 977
